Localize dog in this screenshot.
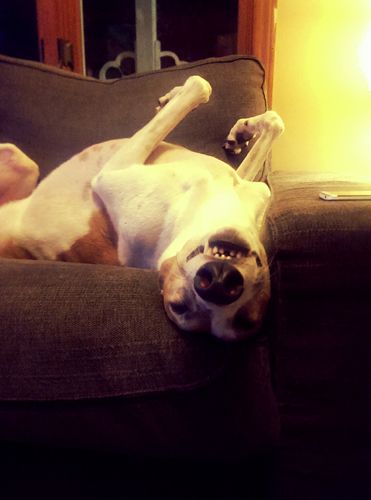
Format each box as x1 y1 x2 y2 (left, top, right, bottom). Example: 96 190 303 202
0 76 284 341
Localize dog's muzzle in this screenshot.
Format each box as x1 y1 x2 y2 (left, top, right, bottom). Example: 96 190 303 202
194 261 244 305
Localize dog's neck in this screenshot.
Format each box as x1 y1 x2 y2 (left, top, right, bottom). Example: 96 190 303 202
156 192 260 269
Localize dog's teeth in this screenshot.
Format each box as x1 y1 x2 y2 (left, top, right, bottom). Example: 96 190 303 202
210 244 248 260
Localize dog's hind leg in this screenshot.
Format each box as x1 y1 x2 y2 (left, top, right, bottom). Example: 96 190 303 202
0 144 39 206
224 111 284 181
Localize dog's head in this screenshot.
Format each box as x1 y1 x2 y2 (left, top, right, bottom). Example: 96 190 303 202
159 226 270 341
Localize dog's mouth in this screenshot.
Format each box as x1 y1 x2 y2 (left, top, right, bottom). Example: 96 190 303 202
207 240 249 260
186 238 250 263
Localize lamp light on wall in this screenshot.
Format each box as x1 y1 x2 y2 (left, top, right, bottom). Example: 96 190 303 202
359 23 371 90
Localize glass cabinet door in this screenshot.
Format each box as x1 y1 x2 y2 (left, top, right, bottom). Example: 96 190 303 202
0 0 275 103
83 0 238 79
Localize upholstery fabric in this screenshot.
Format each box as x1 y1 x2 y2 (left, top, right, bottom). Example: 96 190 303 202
266 172 370 499
0 260 226 401
0 53 266 179
0 259 278 458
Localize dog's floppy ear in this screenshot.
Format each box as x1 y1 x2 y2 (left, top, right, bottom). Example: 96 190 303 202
252 182 271 230
232 288 270 338
158 256 178 293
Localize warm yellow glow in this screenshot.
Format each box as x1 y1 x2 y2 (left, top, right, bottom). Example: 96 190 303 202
359 24 371 90
272 0 371 176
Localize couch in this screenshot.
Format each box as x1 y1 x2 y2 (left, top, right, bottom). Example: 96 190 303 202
0 54 368 499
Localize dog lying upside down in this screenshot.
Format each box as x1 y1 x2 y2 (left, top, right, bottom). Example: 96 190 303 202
0 76 284 341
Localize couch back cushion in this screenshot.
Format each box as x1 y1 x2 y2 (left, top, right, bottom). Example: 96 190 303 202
0 54 266 179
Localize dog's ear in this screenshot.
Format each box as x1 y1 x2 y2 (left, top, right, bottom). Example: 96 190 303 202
158 256 178 293
233 283 270 335
251 183 271 230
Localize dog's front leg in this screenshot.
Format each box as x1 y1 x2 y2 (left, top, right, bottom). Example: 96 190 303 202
224 111 284 181
92 76 212 266
96 76 212 174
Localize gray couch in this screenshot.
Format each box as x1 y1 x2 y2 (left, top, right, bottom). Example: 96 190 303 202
0 54 368 499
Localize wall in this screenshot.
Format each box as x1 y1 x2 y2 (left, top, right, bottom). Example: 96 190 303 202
272 0 371 175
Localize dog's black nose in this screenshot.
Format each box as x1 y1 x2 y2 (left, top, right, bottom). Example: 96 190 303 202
194 261 244 305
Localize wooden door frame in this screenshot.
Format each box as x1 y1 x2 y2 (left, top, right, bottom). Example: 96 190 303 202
237 0 277 107
36 0 85 74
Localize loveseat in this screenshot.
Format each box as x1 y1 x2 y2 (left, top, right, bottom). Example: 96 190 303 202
0 54 368 499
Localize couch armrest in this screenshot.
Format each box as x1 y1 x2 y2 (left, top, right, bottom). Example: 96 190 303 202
265 171 370 498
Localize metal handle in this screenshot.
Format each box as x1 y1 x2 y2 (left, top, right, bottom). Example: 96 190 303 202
57 38 74 71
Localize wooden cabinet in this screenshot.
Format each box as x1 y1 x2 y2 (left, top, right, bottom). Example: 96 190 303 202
34 0 276 104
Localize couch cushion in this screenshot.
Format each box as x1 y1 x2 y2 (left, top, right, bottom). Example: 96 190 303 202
0 259 226 401
0 54 266 179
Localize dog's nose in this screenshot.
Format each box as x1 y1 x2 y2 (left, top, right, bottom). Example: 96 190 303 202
194 261 244 305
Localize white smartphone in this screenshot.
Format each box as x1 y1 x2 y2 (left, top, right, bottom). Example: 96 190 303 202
319 190 371 201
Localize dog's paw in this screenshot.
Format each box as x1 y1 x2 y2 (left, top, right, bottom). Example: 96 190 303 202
156 76 212 113
223 111 285 154
223 119 254 155
183 76 212 103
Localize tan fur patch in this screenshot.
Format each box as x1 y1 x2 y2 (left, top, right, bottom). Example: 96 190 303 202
0 239 35 260
57 208 119 265
79 150 90 162
79 144 105 165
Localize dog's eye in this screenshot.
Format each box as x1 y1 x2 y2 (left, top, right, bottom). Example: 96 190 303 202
169 301 189 315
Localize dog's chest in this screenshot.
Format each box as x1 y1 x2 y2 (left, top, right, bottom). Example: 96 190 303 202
109 163 239 268
114 165 209 268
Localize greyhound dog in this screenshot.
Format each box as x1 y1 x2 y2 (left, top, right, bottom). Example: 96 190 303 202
0 76 284 341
